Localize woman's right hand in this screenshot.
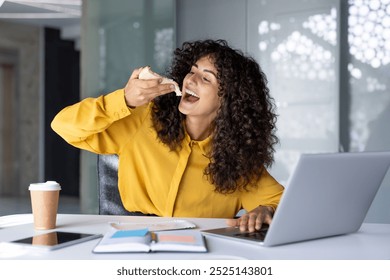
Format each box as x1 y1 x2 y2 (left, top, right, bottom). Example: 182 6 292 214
124 67 176 108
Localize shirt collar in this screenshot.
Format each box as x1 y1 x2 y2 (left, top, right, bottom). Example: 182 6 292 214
183 130 212 155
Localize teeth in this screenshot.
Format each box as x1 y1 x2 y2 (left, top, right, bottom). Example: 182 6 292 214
185 89 199 98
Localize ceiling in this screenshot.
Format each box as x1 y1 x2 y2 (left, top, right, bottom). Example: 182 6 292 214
0 0 81 47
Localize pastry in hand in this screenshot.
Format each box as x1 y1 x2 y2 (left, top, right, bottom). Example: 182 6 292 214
138 66 182 96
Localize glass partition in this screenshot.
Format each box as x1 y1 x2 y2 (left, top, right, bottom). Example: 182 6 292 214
247 0 390 222
247 0 340 185
81 0 175 213
347 0 390 222
348 0 390 153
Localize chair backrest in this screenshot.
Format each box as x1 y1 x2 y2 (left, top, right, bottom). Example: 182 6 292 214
97 154 132 215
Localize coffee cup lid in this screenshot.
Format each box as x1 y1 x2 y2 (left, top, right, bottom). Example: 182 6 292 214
29 181 61 191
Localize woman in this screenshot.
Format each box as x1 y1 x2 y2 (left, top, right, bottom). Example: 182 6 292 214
51 39 284 232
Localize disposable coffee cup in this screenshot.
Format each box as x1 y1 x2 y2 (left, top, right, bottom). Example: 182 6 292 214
29 181 61 230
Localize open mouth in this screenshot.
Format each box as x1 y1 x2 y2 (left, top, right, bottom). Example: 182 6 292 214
184 89 200 102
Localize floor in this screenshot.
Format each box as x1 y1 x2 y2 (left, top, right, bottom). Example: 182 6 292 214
0 195 81 216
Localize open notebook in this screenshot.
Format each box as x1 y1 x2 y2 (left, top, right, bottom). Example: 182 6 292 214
203 151 390 246
93 228 207 253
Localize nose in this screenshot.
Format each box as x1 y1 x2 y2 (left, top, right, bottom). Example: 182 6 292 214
186 73 198 85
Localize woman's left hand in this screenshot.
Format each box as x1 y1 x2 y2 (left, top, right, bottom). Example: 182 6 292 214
226 205 275 232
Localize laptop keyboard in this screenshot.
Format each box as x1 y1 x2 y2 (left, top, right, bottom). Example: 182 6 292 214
232 225 269 242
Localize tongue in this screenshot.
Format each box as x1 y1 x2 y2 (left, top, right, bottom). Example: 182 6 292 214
186 95 200 103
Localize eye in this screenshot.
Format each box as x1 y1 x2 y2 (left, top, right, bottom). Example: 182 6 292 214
187 71 194 75
203 77 210 82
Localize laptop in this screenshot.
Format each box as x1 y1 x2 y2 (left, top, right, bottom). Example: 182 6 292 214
202 151 390 246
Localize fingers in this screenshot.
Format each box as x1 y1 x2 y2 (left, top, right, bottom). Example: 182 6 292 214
126 83 174 107
240 212 259 232
225 206 275 233
124 68 177 108
226 218 239 227
225 214 256 232
129 67 143 80
145 83 176 100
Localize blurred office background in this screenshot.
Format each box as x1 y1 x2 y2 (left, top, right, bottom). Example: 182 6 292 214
0 0 389 222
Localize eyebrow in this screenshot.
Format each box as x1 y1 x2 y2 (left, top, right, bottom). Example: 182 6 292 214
193 63 218 78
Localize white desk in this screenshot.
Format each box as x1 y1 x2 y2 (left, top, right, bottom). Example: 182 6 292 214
1 214 390 260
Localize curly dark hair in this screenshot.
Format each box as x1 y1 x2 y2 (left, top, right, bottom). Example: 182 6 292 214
152 39 278 194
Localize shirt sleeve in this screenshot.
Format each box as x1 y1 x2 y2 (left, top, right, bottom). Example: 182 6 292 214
51 89 147 154
240 169 285 212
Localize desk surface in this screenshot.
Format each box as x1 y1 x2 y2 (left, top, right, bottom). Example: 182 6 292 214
1 214 390 260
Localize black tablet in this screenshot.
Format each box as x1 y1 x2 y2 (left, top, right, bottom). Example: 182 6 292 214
6 231 102 251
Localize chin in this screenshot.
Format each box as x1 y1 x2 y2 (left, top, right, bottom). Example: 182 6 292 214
178 102 192 115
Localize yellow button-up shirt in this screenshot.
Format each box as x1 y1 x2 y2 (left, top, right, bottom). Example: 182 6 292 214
51 89 284 218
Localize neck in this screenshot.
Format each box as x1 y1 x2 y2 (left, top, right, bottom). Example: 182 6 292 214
185 117 212 141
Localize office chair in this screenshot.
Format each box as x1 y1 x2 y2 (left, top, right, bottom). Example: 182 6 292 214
97 154 132 215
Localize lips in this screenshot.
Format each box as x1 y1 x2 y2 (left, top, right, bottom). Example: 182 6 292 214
184 89 200 102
